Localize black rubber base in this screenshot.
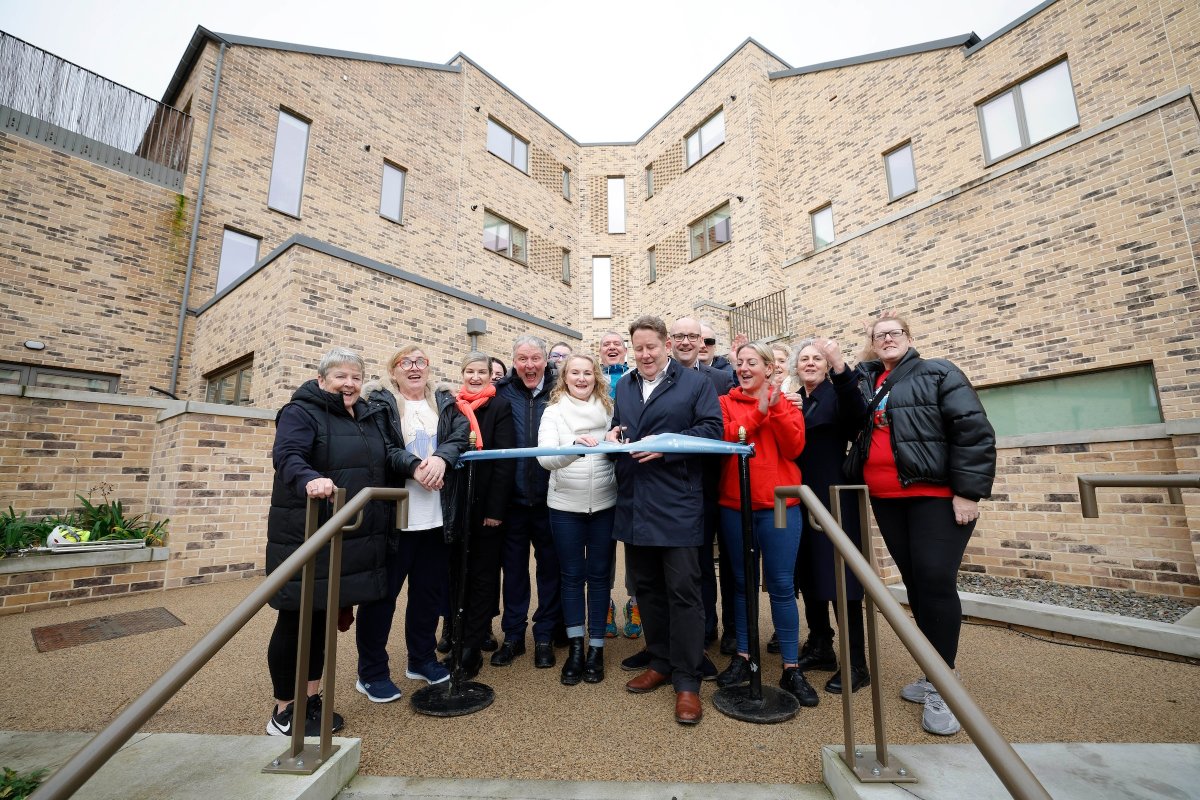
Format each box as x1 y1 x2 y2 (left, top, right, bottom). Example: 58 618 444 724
713 684 800 724
410 681 495 717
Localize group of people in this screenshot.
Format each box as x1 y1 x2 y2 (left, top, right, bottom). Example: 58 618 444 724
263 310 996 735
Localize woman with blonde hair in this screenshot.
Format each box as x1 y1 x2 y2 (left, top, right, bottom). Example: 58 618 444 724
537 353 618 684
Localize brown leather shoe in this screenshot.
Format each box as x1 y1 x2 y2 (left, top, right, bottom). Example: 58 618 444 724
625 668 670 693
675 691 702 724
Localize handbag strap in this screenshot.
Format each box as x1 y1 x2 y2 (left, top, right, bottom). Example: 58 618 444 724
865 355 922 416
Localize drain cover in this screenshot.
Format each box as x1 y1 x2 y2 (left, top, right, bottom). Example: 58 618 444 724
31 607 184 652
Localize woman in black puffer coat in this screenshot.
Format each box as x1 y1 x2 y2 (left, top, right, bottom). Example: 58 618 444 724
845 313 995 737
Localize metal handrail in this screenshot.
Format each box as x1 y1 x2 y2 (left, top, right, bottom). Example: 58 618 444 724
1077 473 1198 518
30 486 409 800
775 484 1052 800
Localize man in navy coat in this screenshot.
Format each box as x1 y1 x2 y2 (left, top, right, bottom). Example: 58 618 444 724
606 315 722 724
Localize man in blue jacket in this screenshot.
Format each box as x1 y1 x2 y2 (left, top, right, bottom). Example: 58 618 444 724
606 315 722 724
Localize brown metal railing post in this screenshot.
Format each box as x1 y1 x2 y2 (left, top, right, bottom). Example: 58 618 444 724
1077 473 1198 518
321 490 345 761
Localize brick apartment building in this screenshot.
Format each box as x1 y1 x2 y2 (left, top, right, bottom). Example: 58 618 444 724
1 0 1197 613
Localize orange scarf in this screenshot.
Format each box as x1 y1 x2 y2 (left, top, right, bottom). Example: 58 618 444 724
456 383 495 449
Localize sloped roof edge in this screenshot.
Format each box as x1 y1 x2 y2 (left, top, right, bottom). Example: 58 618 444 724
965 0 1061 57
768 34 979 80
447 52 581 146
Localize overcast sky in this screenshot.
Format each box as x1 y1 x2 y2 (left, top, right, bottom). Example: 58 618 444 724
2 0 1044 142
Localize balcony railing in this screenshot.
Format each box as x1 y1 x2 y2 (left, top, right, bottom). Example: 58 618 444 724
696 288 790 345
0 31 192 190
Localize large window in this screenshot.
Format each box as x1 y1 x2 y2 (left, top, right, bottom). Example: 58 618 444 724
689 204 731 260
977 364 1162 437
884 142 917 201
811 204 834 250
686 109 725 168
592 257 612 318
216 228 260 293
607 177 626 234
0 362 117 393
379 162 406 223
487 118 528 173
978 60 1079 163
205 359 253 406
483 211 527 263
267 109 310 216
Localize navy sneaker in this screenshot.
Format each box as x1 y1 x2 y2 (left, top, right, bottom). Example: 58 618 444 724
405 660 450 685
356 677 403 703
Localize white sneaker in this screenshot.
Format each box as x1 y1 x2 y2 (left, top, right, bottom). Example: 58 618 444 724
922 691 961 735
900 676 934 703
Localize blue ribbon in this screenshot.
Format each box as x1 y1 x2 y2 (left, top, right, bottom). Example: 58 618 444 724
457 432 753 462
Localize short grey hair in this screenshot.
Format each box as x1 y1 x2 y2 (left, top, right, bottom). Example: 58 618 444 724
460 350 490 372
512 334 547 360
791 338 816 375
318 347 365 378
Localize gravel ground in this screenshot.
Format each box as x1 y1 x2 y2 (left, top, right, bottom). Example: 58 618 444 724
957 572 1196 623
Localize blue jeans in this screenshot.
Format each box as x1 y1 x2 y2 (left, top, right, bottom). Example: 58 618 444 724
549 507 616 644
720 505 801 664
499 502 561 642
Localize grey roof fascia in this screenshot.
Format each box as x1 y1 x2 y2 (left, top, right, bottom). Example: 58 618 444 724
447 52 581 146
162 26 226 106
192 234 582 339
769 34 979 80
965 0 1061 57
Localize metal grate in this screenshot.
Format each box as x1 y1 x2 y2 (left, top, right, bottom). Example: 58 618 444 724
31 607 184 653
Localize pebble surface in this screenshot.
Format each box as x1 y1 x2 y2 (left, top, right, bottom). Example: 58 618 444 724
957 572 1196 623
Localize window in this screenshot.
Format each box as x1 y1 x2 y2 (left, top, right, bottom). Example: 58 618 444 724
561 249 571 284
592 256 612 318
978 60 1079 163
978 364 1162 437
647 247 657 283
216 228 260 293
811 204 834 250
0 362 118 393
689 204 731 260
267 109 310 216
645 165 654 198
685 109 725 168
205 359 253 406
607 177 626 234
379 162 406 223
483 211 527 263
486 118 528 172
884 143 917 201
562 167 571 200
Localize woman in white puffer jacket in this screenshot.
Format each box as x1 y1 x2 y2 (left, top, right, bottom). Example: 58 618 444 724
537 353 617 686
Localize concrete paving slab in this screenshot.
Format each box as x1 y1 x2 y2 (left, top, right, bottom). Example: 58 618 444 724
822 743 1200 800
339 775 833 799
0 731 360 800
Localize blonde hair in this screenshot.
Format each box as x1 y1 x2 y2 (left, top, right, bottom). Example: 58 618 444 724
736 341 776 368
388 345 436 413
550 354 613 414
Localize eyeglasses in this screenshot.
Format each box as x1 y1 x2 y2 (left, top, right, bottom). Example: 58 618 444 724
703 338 717 346
671 333 701 342
549 352 569 360
871 329 908 342
399 357 429 370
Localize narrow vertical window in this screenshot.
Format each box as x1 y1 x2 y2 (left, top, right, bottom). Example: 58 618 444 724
267 109 309 216
562 167 571 200
592 256 612 318
379 162 406 222
811 204 834 250
647 247 657 283
216 228 261 293
645 165 654 198
607 177 625 234
884 143 917 201
562 249 571 284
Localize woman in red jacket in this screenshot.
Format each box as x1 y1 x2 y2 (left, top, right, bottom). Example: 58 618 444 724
714 342 817 707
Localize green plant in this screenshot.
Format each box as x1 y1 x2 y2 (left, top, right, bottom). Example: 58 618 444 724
0 507 43 555
76 485 169 546
0 766 47 799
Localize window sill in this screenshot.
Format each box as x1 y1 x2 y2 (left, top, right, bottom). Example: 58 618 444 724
380 214 405 225
488 150 530 176
267 206 302 221
688 240 730 263
887 189 916 204
484 248 528 267
684 140 724 172
983 124 1081 167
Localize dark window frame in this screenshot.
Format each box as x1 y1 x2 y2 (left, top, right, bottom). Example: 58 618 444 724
483 209 529 264
0 361 119 393
204 357 254 406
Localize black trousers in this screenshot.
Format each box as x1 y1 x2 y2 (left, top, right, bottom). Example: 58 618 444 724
803 594 866 667
462 523 503 648
700 501 736 639
625 542 705 692
870 496 974 668
267 607 327 701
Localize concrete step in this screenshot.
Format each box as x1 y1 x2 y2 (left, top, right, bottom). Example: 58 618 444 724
338 775 833 800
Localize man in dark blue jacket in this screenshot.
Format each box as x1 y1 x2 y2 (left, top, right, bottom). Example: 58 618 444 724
493 334 562 669
607 315 722 725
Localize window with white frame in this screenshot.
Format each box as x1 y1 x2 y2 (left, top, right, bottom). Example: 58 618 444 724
216 228 261 293
486 118 528 173
483 211 527 263
267 109 310 216
607 177 626 234
978 60 1079 163
811 204 834 250
0 362 118 393
884 142 917 201
592 256 612 319
685 109 725 168
379 162 406 223
205 358 253 406
689 204 731 260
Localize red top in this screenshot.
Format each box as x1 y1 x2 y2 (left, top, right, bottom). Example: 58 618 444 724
864 371 953 499
719 387 806 510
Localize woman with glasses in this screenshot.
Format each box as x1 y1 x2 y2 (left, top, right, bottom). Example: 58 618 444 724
845 314 996 736
354 346 469 702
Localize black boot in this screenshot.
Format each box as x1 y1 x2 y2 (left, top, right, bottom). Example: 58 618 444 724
445 647 483 681
766 631 781 654
796 635 837 672
825 664 871 694
781 667 819 707
561 638 585 685
583 645 605 683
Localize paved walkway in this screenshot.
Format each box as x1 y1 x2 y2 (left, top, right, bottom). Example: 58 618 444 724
0 572 1197 786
